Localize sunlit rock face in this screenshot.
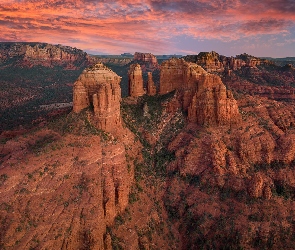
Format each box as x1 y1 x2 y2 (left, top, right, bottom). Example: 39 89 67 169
73 63 122 134
188 73 240 126
134 52 159 70
147 72 157 96
159 58 240 126
128 63 145 97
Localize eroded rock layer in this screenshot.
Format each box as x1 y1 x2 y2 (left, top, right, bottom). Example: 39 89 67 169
0 124 139 249
134 52 158 70
188 74 240 125
183 51 272 73
147 72 157 96
73 63 122 133
128 64 145 97
159 58 240 126
0 42 96 69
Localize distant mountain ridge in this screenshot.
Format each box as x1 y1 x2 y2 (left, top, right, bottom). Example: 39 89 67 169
182 51 274 74
0 42 97 69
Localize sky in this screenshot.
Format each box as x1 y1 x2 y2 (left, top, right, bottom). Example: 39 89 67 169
0 0 294 57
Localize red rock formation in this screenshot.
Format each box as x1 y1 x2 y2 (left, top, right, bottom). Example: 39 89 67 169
147 72 157 96
187 73 240 126
73 63 122 134
134 52 159 70
134 52 158 64
128 64 145 97
183 51 272 73
0 125 140 249
159 58 240 126
0 42 97 69
159 58 206 95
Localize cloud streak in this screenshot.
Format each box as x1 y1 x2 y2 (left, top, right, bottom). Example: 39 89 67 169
0 0 294 55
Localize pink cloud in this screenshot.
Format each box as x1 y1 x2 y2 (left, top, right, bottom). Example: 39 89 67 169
0 0 294 53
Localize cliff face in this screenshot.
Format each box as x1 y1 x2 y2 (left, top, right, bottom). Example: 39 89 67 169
188 74 240 125
128 64 145 97
147 72 157 96
159 58 240 126
133 52 159 71
0 42 96 69
73 63 122 134
159 58 206 94
183 51 272 73
0 122 139 249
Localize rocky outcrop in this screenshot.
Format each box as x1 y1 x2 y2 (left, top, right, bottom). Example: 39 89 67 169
147 72 157 96
159 58 206 95
134 52 159 71
159 58 240 126
134 52 158 64
73 63 122 134
0 42 96 69
188 74 240 125
128 64 145 97
0 124 139 249
183 51 272 73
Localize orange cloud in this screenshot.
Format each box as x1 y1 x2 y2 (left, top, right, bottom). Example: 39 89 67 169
0 0 294 54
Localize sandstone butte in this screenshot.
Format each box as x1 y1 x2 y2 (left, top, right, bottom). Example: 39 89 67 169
73 63 123 134
159 58 241 126
183 51 272 74
128 63 146 97
134 52 158 65
133 52 159 71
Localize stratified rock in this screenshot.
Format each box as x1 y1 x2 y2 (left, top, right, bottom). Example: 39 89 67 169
128 64 145 97
147 72 157 96
73 81 89 113
73 63 122 134
134 52 158 70
188 74 240 126
159 58 206 95
0 42 96 69
159 58 240 126
0 126 140 249
183 51 272 73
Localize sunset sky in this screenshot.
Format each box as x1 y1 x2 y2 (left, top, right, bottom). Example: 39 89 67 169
0 0 294 57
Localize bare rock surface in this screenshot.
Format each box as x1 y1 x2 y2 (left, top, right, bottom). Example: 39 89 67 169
73 63 122 134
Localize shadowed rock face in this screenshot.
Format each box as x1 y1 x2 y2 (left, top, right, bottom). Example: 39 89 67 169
73 63 122 134
159 58 241 126
147 72 157 96
128 64 145 97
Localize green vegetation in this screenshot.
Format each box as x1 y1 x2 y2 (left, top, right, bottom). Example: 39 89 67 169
47 108 110 140
106 227 124 250
28 134 57 154
121 92 176 132
272 180 295 200
0 65 84 131
0 174 8 186
253 160 287 172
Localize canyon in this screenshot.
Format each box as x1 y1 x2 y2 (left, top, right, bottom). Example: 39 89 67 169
1 46 295 249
